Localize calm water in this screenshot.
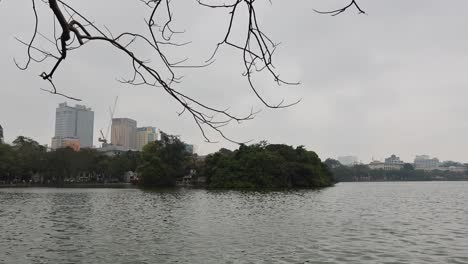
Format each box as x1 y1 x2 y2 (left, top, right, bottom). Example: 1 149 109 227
1 182 468 264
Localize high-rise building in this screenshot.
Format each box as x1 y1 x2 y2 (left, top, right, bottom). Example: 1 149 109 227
136 127 159 151
111 118 137 150
51 103 94 149
0 124 4 144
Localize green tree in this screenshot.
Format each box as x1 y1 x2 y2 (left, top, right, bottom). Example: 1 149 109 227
138 133 190 187
199 142 334 189
0 143 17 183
11 136 47 182
402 163 415 171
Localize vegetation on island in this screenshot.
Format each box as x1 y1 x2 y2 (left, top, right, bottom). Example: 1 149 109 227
197 142 334 189
1 135 334 189
137 134 192 188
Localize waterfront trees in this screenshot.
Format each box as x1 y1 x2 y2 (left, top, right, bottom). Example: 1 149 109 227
0 136 140 184
198 142 334 189
1 135 335 189
327 161 468 182
12 136 47 180
138 133 191 187
0 143 16 183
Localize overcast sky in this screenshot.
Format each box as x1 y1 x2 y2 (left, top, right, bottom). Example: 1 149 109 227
1 0 468 163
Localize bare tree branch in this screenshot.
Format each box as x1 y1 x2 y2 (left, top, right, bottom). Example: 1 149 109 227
314 0 365 16
13 0 364 143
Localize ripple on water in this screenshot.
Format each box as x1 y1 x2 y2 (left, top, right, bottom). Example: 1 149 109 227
1 182 468 264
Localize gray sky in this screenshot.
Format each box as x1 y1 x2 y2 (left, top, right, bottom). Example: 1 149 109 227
1 0 468 163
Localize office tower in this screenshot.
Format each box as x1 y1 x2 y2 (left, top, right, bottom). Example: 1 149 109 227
111 118 137 150
51 103 94 149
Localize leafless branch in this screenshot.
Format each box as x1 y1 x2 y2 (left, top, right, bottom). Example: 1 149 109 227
14 0 363 143
314 0 365 16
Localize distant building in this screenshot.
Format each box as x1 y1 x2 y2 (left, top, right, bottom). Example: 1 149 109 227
414 155 439 171
338 156 358 166
439 161 467 173
368 160 385 170
0 124 3 144
368 155 404 171
444 166 468 173
136 127 159 151
97 144 128 157
384 154 404 170
51 103 94 149
111 118 137 150
63 138 80 151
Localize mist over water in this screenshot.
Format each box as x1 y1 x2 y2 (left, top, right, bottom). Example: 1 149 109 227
1 182 468 263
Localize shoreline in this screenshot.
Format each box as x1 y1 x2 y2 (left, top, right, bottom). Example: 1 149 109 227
0 183 137 189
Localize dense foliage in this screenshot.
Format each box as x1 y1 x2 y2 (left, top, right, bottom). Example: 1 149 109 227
0 136 138 185
1 136 333 189
325 159 468 182
137 133 191 188
198 142 334 189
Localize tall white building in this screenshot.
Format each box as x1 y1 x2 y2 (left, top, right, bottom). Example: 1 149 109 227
51 103 94 149
111 118 137 150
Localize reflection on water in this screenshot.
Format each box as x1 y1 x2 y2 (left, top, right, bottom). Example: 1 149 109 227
1 182 468 263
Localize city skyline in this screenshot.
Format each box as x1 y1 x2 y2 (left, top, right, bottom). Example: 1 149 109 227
2 1 468 162
2 112 467 164
2 107 468 163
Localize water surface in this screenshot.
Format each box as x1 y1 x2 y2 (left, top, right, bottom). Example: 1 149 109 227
1 182 468 263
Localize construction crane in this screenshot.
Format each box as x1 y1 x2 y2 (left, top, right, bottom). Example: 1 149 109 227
98 96 119 146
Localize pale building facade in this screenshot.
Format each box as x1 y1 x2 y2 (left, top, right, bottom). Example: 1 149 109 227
368 160 385 170
111 118 137 150
368 155 404 171
414 155 440 171
51 103 94 149
136 127 159 151
384 154 404 170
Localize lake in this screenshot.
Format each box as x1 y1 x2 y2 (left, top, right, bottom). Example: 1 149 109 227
1 182 467 263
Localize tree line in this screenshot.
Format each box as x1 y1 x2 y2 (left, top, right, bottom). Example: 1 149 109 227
0 135 334 189
324 159 468 182
0 136 139 185
197 142 334 189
